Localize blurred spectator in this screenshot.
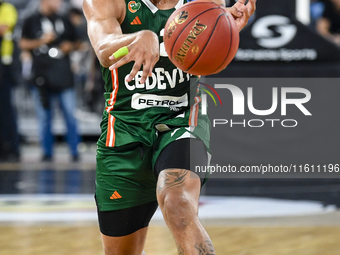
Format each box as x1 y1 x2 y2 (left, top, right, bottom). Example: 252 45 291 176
70 0 83 10
68 7 93 107
19 0 80 162
310 0 325 30
69 7 87 42
316 0 340 46
67 6 105 115
0 0 20 162
84 55 105 114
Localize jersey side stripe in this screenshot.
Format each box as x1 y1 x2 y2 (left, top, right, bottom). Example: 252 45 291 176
189 96 201 126
106 114 112 146
106 69 119 147
106 69 119 113
106 114 116 147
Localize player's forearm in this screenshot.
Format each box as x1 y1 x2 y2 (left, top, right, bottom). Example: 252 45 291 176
91 32 138 67
83 0 132 67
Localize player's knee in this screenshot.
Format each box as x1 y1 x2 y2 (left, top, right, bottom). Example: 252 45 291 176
103 245 115 255
103 246 145 255
160 192 196 231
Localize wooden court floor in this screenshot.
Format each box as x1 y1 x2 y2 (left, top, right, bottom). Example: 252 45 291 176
1 224 340 255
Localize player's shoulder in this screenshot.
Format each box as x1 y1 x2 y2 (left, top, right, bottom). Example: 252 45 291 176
83 0 127 23
116 0 128 24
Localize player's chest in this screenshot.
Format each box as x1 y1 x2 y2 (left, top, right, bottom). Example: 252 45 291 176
124 5 170 33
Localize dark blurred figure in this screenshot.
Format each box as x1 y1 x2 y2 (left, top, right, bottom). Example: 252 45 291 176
310 0 325 30
0 0 20 162
69 6 105 115
316 0 340 46
69 7 87 42
68 7 94 110
84 56 105 115
19 0 80 162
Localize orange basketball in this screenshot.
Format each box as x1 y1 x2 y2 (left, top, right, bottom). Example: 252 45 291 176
163 0 239 76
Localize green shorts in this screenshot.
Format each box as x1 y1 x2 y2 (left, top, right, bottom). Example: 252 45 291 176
96 125 210 212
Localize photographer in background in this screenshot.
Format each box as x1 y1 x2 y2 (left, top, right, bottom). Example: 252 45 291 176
316 0 340 46
19 0 80 162
0 0 20 162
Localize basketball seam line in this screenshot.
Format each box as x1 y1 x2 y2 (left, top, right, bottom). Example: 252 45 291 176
185 12 226 73
170 6 221 60
211 13 233 74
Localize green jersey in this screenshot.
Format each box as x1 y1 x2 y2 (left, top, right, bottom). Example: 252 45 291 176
97 0 209 149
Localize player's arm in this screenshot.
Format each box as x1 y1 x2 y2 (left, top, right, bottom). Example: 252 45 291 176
83 0 160 84
211 0 256 31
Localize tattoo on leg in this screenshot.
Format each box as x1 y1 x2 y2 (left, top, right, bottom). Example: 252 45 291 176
194 240 215 255
177 244 184 255
157 169 187 194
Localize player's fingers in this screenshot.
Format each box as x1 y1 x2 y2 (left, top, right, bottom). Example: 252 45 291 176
140 60 154 84
227 6 242 17
235 3 248 21
143 54 159 81
237 0 246 5
140 50 159 83
109 55 130 70
109 46 130 70
247 0 257 15
243 4 251 21
110 46 129 60
126 61 142 82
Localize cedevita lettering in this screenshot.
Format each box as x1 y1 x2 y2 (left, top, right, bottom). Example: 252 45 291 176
125 67 191 91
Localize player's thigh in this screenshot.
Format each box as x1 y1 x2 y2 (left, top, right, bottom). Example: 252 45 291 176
96 142 157 212
154 137 209 208
154 137 210 188
99 201 158 255
96 143 158 254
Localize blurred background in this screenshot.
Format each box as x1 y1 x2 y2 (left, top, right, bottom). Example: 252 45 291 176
1 0 340 254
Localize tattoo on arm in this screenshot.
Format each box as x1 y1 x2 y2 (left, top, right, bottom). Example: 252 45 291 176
194 240 215 255
157 169 187 194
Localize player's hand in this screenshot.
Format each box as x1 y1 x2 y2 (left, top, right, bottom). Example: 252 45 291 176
109 30 160 84
226 0 256 32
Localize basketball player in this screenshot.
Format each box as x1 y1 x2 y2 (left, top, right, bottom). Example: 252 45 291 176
83 0 256 254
